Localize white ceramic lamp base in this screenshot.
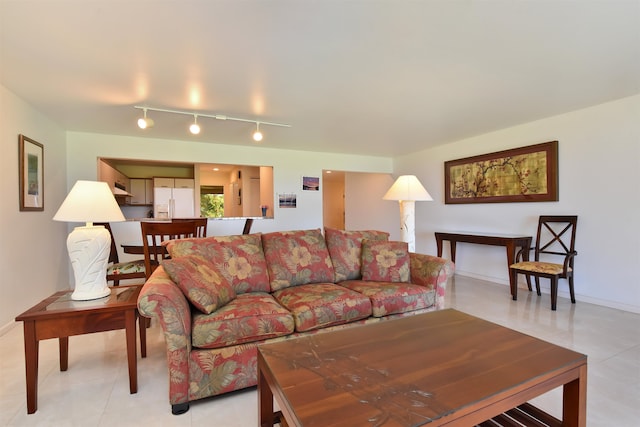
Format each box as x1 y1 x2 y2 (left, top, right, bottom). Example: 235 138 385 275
67 225 111 300
398 200 416 253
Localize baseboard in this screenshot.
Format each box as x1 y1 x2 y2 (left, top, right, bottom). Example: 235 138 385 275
0 321 18 337
453 272 640 314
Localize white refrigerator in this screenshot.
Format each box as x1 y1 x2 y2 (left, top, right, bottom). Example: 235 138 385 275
153 178 195 218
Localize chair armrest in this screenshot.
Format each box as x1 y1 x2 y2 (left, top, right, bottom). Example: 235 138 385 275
137 266 192 405
563 250 578 272
409 253 455 309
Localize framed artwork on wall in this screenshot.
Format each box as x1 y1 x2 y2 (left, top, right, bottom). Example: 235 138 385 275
302 176 320 191
19 134 44 211
444 141 558 204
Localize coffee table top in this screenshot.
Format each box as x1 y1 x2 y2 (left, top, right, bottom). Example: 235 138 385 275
258 309 586 427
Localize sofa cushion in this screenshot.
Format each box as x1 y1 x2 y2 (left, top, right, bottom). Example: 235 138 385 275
192 292 295 349
162 255 236 314
262 229 335 291
324 228 390 281
361 240 411 283
163 234 271 294
272 283 372 332
339 280 436 317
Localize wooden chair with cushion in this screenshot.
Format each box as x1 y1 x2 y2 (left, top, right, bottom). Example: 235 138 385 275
510 215 578 310
95 222 147 286
141 221 198 279
172 217 208 237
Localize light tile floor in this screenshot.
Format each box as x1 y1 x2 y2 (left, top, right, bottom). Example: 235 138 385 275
1 275 638 426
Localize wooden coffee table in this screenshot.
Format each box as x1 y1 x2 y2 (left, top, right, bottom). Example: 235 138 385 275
258 309 587 427
15 285 147 414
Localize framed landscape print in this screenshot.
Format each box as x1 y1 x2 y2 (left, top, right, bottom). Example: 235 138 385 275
19 134 44 211
444 141 558 204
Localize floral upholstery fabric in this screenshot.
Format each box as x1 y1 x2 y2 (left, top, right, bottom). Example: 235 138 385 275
510 261 570 275
272 283 372 332
361 240 411 283
107 259 146 275
339 280 435 317
162 255 236 314
324 228 390 281
163 234 271 294
192 293 294 349
262 229 335 291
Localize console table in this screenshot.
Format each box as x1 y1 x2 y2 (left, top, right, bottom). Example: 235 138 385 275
435 231 532 299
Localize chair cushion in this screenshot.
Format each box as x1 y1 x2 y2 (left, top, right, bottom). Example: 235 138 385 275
361 240 410 283
163 234 271 294
511 261 570 275
192 293 294 349
106 259 146 275
339 280 436 317
262 229 335 291
272 283 372 332
324 228 390 281
162 255 236 314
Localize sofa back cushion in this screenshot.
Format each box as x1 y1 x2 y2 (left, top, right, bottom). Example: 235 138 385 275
162 254 236 314
325 228 390 281
261 229 335 291
163 234 271 294
361 240 411 283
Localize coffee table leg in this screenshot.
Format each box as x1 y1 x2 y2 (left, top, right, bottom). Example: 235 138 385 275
125 309 138 394
258 368 275 427
563 364 588 427
23 321 39 414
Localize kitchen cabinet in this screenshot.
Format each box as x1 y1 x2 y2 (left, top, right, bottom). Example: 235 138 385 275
129 179 153 205
153 178 195 218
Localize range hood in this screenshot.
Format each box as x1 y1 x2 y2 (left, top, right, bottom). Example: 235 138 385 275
112 184 133 197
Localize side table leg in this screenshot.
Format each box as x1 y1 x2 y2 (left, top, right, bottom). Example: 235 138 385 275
59 337 69 371
125 309 138 394
23 321 39 414
138 314 147 358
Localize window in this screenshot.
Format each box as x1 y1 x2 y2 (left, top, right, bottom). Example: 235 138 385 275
200 185 224 218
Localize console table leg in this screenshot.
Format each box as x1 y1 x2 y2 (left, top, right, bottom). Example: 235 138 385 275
59 337 69 371
23 321 38 414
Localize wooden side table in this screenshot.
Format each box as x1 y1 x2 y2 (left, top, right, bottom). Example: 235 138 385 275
15 285 147 414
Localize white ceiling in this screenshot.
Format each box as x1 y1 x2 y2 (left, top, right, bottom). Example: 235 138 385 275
1 1 638 157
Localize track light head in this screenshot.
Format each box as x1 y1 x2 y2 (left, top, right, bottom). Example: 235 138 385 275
252 122 263 142
137 109 154 129
189 115 200 135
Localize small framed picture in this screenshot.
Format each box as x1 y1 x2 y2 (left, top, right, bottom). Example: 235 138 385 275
302 176 319 191
19 134 44 211
279 193 297 208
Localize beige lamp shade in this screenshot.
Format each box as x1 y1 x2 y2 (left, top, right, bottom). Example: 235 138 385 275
53 180 125 300
383 175 433 201
54 180 126 224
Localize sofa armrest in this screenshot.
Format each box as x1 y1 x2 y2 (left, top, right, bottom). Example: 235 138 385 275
409 253 455 309
137 266 192 406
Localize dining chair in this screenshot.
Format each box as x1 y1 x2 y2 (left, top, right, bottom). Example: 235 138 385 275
510 215 578 310
141 221 198 278
95 222 147 285
172 217 208 237
242 218 254 235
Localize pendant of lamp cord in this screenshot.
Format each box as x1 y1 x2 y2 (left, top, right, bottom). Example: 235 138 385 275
252 122 263 142
189 115 200 135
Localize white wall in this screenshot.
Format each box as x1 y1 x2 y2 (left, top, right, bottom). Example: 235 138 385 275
392 95 640 313
0 85 69 331
65 131 393 246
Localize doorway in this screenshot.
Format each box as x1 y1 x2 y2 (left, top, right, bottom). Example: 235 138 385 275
322 170 345 229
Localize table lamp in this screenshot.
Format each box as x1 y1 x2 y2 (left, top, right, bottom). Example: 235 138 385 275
383 175 433 252
53 180 126 300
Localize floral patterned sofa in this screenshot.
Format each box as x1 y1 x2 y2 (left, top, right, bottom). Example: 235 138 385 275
137 228 454 414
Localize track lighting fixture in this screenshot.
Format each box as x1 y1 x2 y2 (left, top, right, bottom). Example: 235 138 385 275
133 106 290 141
137 108 154 129
252 122 263 142
189 115 200 135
